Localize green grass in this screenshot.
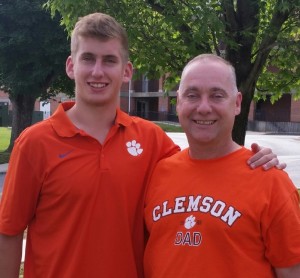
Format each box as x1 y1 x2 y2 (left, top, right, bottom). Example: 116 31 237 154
0 127 11 164
155 122 183 132
0 127 11 151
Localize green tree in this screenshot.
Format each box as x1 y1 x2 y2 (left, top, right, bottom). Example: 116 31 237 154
46 0 299 144
0 0 73 151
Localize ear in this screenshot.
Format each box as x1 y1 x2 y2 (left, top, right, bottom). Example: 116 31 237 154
66 56 75 80
122 61 133 83
235 92 243 115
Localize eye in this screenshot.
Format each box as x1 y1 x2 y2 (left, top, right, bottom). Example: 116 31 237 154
185 93 199 102
213 93 224 98
181 88 200 101
210 92 226 102
81 54 94 62
104 56 118 64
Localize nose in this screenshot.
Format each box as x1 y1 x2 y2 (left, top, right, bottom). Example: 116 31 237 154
92 60 104 77
196 97 212 114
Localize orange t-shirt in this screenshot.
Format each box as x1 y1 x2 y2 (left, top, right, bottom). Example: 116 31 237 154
144 148 300 278
0 102 179 278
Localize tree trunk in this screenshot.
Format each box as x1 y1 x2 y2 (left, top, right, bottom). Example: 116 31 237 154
228 51 257 145
230 58 259 145
7 94 36 152
232 86 255 145
223 0 293 145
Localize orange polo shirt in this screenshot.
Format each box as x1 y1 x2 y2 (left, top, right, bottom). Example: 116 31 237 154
0 102 179 278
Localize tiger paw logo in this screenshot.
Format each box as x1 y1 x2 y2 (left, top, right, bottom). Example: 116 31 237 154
184 215 196 229
126 140 143 156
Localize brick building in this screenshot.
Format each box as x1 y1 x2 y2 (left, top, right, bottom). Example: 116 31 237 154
119 76 300 133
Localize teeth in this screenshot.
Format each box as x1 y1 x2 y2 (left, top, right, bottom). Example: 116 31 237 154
195 120 214 125
90 83 106 88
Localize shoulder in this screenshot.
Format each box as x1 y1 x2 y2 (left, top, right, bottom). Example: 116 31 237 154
263 168 296 194
9 119 54 161
248 164 298 213
117 110 163 131
15 103 75 148
154 149 187 170
16 118 52 145
116 110 180 157
129 116 165 133
119 112 170 138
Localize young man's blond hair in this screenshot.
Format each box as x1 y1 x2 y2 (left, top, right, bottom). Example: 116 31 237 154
71 13 129 62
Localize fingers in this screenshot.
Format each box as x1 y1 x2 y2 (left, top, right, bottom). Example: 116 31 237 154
248 143 287 170
248 153 278 170
261 157 279 171
276 162 287 170
250 143 260 154
262 160 287 170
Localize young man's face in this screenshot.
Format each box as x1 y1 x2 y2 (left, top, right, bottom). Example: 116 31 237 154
66 36 132 107
176 60 242 148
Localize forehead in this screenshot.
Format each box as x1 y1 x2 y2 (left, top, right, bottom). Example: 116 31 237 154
181 61 232 91
76 36 124 58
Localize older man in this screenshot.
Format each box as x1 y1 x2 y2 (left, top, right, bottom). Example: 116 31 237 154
144 54 300 278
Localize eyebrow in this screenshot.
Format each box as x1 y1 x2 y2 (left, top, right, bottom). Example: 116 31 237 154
79 52 94 57
180 86 229 98
183 86 226 92
103 54 119 60
210 87 227 93
182 86 199 93
79 52 120 59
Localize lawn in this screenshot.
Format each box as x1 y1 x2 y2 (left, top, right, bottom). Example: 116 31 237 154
0 127 11 164
0 127 11 151
155 122 183 132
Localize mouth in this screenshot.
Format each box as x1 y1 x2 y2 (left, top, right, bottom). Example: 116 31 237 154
88 82 108 89
193 120 215 125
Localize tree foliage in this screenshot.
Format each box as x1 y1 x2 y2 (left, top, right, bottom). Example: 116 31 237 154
0 0 73 150
46 0 299 144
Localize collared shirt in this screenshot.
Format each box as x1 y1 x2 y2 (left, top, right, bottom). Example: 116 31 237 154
0 102 180 278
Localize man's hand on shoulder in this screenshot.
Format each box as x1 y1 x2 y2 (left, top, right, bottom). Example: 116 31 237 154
247 143 287 170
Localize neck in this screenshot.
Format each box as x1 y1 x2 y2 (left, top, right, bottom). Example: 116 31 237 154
188 139 241 160
66 102 118 144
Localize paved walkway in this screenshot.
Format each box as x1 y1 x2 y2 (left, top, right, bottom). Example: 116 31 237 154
0 163 8 174
0 164 8 193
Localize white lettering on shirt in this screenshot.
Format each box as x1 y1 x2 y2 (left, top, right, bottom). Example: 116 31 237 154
152 195 242 227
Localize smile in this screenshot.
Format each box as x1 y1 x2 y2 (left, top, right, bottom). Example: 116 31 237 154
89 82 107 88
194 120 215 125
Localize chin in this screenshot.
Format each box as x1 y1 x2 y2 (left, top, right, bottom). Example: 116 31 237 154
85 96 116 106
188 134 215 145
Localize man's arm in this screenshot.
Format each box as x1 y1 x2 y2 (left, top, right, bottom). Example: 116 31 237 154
0 233 23 278
275 263 300 278
247 143 287 170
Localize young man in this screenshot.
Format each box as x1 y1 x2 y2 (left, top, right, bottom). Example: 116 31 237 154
0 13 285 278
144 54 300 278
